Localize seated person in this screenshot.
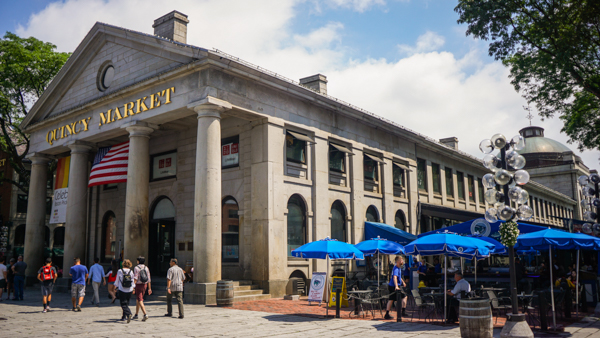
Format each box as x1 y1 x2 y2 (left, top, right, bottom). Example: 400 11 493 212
446 272 471 324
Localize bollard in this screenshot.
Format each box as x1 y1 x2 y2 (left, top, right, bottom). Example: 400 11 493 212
396 291 402 322
336 289 341 318
537 290 548 331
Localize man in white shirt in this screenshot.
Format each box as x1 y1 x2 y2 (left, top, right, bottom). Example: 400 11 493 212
0 257 7 301
446 272 471 323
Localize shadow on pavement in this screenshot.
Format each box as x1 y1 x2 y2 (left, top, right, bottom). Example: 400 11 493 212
262 314 328 323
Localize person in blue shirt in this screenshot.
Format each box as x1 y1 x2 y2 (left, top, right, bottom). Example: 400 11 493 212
434 258 442 274
69 258 89 312
87 257 106 307
385 256 407 320
416 258 428 281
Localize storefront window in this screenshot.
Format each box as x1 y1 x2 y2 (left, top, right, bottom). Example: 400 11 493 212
222 197 239 262
287 195 306 256
457 171 465 200
363 154 379 181
329 144 345 172
417 158 427 191
286 132 307 164
330 201 346 242
393 163 404 187
432 163 441 194
445 168 454 197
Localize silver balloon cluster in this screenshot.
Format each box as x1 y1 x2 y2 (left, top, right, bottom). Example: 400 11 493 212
479 133 533 223
578 173 600 234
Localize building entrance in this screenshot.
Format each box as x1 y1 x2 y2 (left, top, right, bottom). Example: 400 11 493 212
148 197 176 275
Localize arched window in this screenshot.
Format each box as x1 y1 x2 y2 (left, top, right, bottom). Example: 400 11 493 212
222 196 239 263
330 201 346 242
287 194 306 257
149 197 176 274
366 205 379 222
395 210 406 231
53 227 65 246
14 224 25 246
101 211 117 263
152 198 176 219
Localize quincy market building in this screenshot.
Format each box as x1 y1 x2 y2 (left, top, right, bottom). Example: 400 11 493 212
19 11 590 303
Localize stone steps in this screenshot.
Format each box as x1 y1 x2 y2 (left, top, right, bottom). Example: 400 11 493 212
154 280 271 303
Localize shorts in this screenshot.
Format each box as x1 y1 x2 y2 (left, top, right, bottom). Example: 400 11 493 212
135 284 147 302
108 281 115 285
71 283 85 298
0 279 6 288
388 285 406 301
41 283 53 296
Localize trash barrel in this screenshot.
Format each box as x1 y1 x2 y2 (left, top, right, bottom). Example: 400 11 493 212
459 298 493 338
216 280 234 307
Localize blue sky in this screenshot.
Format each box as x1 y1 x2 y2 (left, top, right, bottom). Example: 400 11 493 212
1 0 597 166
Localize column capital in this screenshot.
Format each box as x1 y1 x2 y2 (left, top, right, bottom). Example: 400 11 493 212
65 141 94 154
121 121 157 138
188 96 232 118
25 152 53 165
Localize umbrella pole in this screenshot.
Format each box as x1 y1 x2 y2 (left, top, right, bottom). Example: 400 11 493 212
444 255 447 324
377 252 380 294
576 250 580 318
326 256 330 318
550 245 556 329
475 259 477 286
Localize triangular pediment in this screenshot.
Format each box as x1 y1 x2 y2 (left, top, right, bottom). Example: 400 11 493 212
22 22 208 130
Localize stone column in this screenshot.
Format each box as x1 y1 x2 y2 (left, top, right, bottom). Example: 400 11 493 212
186 97 230 304
121 121 155 260
23 153 51 279
63 142 93 267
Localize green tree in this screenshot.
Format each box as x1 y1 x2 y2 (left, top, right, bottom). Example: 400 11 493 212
0 32 70 193
455 0 600 154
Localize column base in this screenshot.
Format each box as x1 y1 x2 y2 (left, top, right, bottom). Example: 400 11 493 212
256 279 288 298
184 282 216 305
500 314 533 338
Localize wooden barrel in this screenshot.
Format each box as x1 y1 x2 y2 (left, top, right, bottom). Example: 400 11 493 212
216 280 234 307
459 298 493 338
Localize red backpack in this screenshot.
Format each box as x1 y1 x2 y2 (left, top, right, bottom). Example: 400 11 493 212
41 266 55 281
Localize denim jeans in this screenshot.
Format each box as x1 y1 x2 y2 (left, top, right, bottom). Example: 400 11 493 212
14 275 25 300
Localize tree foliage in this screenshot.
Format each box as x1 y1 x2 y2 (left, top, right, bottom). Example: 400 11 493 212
456 0 600 154
0 32 69 193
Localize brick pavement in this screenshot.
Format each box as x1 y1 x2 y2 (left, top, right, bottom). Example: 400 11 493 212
1 286 599 337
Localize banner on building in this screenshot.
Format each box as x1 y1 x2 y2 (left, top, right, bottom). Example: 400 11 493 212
50 156 70 224
307 272 326 304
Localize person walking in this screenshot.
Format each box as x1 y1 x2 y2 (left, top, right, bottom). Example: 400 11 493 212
165 258 185 319
37 258 57 313
12 255 27 300
115 259 135 323
6 258 15 300
69 258 88 311
105 259 118 303
133 256 152 321
87 257 106 307
0 257 7 301
384 255 407 320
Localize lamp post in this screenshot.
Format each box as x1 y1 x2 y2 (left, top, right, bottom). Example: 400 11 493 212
479 133 534 337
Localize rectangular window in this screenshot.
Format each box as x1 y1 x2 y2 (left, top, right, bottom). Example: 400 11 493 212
363 154 382 181
445 168 454 197
457 171 465 200
432 163 441 194
534 198 539 217
17 195 27 213
103 183 118 190
286 131 309 164
329 143 349 172
478 178 485 204
393 163 405 187
222 135 240 169
468 175 475 202
417 158 427 191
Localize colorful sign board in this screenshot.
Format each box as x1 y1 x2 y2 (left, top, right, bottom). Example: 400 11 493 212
308 272 326 304
328 276 348 307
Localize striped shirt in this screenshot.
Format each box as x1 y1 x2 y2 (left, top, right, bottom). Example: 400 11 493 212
166 265 185 292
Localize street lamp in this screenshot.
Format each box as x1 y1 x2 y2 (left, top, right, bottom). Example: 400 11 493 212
479 133 534 337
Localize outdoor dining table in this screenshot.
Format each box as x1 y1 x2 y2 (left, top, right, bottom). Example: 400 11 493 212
517 294 535 313
347 290 373 316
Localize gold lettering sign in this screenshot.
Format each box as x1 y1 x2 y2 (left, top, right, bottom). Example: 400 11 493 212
45 87 175 145
0 159 6 167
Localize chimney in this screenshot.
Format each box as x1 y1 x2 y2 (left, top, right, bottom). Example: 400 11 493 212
440 137 459 150
153 11 189 44
300 74 328 95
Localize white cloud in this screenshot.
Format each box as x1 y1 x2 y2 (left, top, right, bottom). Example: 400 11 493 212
15 0 599 167
398 31 445 56
325 0 387 12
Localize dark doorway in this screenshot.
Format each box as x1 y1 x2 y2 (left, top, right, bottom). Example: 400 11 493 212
148 197 176 275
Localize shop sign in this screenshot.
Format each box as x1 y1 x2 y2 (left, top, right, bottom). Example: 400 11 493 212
151 151 177 181
221 142 239 168
308 272 326 304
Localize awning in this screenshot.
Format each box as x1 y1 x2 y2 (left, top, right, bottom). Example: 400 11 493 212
419 218 547 239
330 143 353 155
364 153 384 164
364 221 417 245
393 162 412 172
287 131 315 143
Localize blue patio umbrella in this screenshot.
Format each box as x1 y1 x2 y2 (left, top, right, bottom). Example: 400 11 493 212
405 232 495 323
467 235 506 255
516 228 600 325
355 236 405 289
292 237 364 317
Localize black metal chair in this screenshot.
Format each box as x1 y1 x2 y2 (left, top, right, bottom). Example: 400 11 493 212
487 290 511 324
411 289 436 322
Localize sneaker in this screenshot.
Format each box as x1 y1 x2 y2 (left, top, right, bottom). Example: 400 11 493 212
42 309 47 313
132 314 138 320
76 305 81 312
142 315 148 322
72 307 77 312
402 310 407 317
127 315 131 323
384 314 392 320
178 315 184 319
91 300 94 305
46 306 51 312
164 313 172 317
96 304 100 307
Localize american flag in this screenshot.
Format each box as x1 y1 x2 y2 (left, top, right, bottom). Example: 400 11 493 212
88 141 129 187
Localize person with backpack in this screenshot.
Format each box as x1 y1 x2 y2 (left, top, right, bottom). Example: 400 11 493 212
87 257 106 307
115 259 135 323
37 257 57 313
133 256 152 321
